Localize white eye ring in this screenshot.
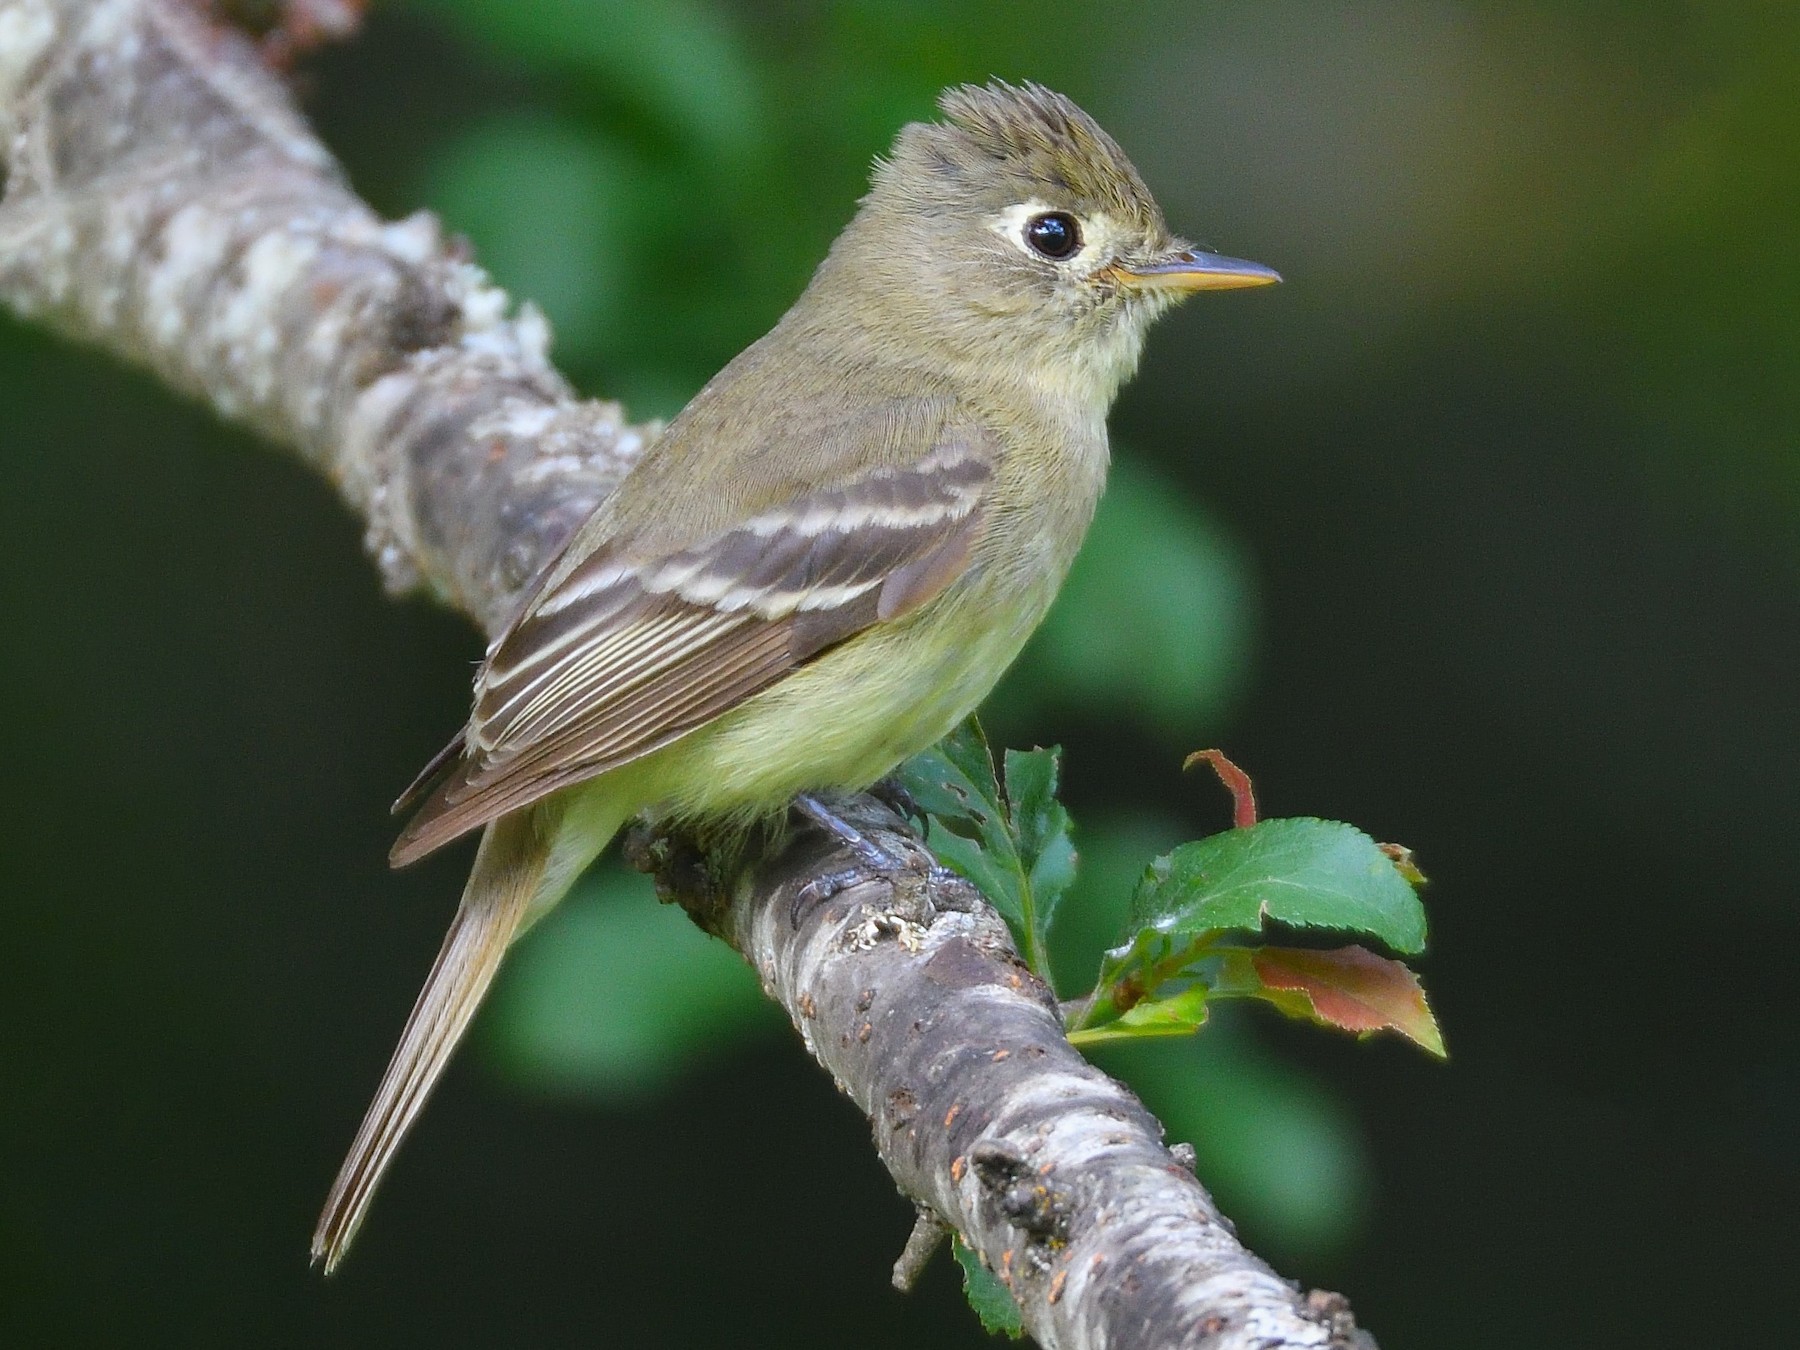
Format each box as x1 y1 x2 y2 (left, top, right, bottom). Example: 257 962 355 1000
992 200 1096 267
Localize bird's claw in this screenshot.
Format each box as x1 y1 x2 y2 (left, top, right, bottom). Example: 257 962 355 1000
789 866 870 928
787 794 975 927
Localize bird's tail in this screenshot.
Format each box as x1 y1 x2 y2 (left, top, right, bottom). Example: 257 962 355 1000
310 810 547 1274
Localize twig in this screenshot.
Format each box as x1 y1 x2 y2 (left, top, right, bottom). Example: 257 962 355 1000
892 1208 951 1293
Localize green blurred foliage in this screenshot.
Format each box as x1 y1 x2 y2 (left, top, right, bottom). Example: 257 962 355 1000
1593 29 1800 540
996 457 1256 742
485 856 782 1101
423 111 638 363
419 0 763 166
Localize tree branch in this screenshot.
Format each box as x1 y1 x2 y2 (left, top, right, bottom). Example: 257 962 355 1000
0 4 1377 1346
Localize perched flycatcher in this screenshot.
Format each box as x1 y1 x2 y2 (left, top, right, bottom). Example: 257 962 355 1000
313 80 1279 1269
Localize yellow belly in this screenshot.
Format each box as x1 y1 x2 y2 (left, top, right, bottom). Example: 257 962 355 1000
609 574 1050 826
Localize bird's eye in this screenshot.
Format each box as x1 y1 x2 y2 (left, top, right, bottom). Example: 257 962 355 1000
1023 212 1082 260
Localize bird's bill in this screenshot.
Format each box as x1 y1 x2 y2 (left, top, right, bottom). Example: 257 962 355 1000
1112 248 1282 292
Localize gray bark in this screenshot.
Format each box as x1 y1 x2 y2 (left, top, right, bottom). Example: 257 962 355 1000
0 3 1377 1346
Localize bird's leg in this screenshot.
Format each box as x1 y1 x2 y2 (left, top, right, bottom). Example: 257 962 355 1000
789 794 916 926
795 793 908 872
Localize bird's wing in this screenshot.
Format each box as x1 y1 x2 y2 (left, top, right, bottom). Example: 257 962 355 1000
390 423 992 865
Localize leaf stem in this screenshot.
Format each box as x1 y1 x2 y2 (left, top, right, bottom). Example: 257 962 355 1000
1067 1022 1201 1048
1018 873 1051 985
1066 932 1220 1033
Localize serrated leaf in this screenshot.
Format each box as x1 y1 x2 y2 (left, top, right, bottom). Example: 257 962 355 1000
951 1237 1024 1339
1132 818 1427 954
900 724 1081 984
1004 745 1077 936
895 719 1002 836
939 716 1002 797
897 720 1025 928
1218 946 1445 1057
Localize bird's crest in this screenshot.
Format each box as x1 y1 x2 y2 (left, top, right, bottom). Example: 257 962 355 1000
899 80 1164 233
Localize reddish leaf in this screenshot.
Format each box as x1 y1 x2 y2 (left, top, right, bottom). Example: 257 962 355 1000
1250 946 1446 1057
1184 748 1258 828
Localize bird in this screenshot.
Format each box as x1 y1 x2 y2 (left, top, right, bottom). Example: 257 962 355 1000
311 79 1279 1272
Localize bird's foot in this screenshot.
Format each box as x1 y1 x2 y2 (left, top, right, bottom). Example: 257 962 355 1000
787 794 978 928
789 794 925 928
795 793 909 872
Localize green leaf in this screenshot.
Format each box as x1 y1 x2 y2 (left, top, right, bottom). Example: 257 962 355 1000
1217 945 1446 1057
1069 982 1209 1046
1004 746 1078 930
1089 927 1163 1007
951 1237 1024 1339
1117 983 1208 1032
1132 817 1428 954
896 720 1025 931
1042 811 1186 997
897 723 1078 982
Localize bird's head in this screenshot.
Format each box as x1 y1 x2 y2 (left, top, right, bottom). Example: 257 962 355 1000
815 81 1280 404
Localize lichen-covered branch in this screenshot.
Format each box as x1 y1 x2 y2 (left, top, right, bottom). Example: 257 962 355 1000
0 4 1377 1346
0 0 646 627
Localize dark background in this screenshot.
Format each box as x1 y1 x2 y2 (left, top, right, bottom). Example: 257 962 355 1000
3 1 1795 1345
